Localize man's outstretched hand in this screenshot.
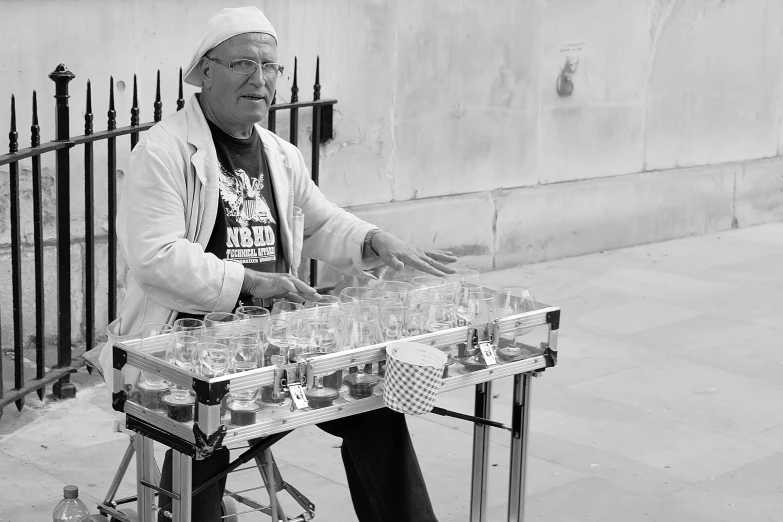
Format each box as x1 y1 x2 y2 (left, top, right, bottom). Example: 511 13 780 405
242 269 321 303
371 231 458 277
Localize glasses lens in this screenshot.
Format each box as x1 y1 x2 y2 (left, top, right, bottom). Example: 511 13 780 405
232 59 258 74
261 63 283 77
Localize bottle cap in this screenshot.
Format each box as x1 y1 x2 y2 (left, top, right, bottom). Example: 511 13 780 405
63 485 79 498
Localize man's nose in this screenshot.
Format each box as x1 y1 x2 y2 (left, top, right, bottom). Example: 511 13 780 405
249 65 266 87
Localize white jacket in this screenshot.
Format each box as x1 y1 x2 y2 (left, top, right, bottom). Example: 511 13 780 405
98 94 376 393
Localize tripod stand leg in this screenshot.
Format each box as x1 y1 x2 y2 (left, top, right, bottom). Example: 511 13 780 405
104 438 135 504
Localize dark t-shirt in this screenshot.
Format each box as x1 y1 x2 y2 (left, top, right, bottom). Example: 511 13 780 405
205 119 287 276
179 119 287 318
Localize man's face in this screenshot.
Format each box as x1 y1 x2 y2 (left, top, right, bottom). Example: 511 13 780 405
200 32 278 128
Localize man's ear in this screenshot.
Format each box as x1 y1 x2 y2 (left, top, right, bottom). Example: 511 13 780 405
199 57 213 89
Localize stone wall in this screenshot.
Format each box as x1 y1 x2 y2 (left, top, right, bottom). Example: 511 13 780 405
1 0 782 347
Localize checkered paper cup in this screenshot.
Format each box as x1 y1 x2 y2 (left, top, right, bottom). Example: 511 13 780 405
383 341 448 415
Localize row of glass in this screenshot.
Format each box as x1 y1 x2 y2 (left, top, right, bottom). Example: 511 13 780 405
132 270 537 417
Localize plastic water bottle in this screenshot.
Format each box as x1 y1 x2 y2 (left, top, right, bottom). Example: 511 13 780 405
52 485 91 522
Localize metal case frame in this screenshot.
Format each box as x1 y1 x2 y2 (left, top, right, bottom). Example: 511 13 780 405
115 303 560 522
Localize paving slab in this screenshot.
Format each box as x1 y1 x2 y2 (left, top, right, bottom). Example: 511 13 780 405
0 450 71 512
665 452 783 522
572 358 783 439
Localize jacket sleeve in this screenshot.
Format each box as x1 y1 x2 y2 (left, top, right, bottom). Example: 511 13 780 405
289 144 377 277
118 142 244 314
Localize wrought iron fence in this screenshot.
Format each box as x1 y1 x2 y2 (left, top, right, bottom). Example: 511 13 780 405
0 59 336 418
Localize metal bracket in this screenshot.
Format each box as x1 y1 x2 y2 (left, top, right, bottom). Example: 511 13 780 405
546 309 561 331
464 322 499 358
192 378 230 406
544 340 558 367
112 345 127 370
111 390 127 412
282 480 316 519
320 104 334 143
193 423 227 460
273 364 304 400
125 415 196 458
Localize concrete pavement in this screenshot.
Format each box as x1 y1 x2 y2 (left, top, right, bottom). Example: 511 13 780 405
1 222 781 521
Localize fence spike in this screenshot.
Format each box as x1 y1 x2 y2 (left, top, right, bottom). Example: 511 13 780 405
9 94 18 153
177 67 184 111
108 76 116 131
154 70 162 122
31 90 39 147
291 56 299 103
131 74 139 126
313 56 321 101
85 80 93 135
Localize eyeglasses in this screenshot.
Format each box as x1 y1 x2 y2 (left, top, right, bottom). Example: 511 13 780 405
206 56 284 78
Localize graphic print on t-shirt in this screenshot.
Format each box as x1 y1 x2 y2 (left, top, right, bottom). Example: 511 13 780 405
218 163 277 265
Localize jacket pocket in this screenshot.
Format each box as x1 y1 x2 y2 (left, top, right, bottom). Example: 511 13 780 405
292 206 304 277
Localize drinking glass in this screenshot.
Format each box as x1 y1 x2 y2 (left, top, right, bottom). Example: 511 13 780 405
271 300 303 319
421 299 457 334
304 295 341 309
200 342 229 379
495 286 538 335
427 281 460 302
406 286 433 312
139 323 172 388
446 268 480 284
229 335 263 365
403 306 425 338
340 300 380 322
226 335 262 409
286 311 312 362
265 318 290 367
293 328 318 364
227 360 260 409
172 318 205 341
201 327 234 349
455 289 496 326
378 300 406 341
166 333 199 403
343 314 382 351
342 314 383 384
304 322 342 390
376 281 415 303
235 306 269 341
421 298 458 357
312 321 342 356
204 313 239 345
410 276 446 289
313 307 348 329
339 287 384 304
204 312 240 329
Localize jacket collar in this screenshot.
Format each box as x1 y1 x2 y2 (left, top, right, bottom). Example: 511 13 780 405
184 95 293 187
257 125 293 255
184 95 216 186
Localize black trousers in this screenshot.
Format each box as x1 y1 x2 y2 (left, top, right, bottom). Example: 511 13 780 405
159 408 438 522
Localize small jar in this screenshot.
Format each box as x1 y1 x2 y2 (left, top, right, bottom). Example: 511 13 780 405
305 387 340 409
344 373 380 399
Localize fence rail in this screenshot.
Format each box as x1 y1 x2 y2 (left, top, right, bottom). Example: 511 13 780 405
0 59 335 418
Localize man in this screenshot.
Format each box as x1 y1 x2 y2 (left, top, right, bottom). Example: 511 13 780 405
99 6 454 522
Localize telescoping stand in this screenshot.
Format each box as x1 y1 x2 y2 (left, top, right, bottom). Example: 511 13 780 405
108 299 560 522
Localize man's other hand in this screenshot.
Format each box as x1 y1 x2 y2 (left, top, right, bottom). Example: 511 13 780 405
371 231 458 277
242 269 321 303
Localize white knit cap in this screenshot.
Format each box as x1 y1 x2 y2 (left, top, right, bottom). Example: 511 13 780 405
183 6 278 87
